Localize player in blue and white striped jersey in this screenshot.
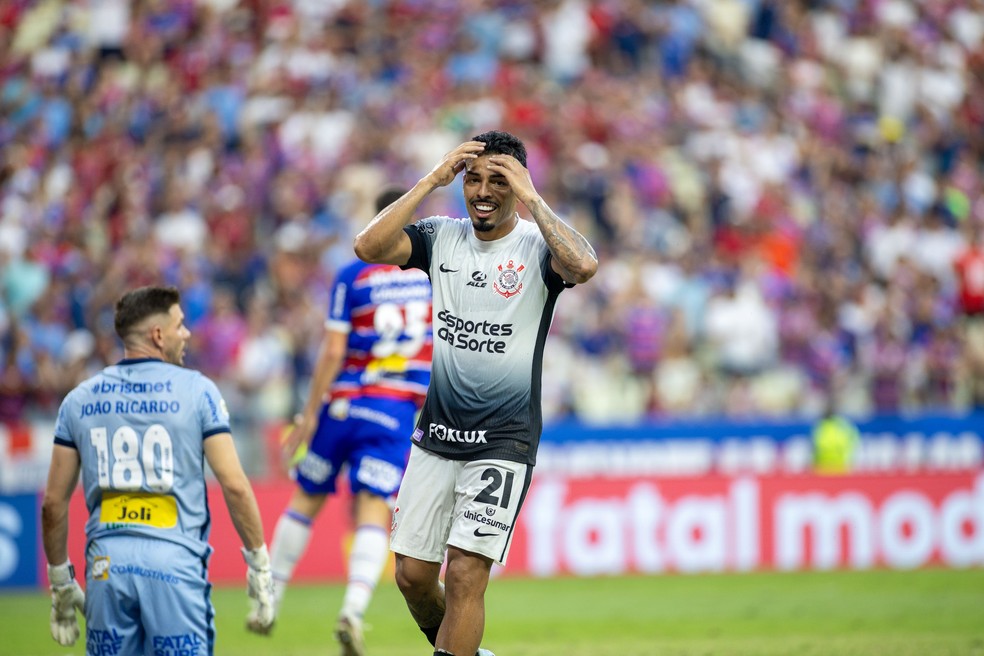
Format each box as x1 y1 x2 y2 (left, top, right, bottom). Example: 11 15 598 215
268 188 432 656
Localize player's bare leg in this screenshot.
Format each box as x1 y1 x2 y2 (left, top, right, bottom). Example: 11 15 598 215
437 547 492 656
395 554 446 644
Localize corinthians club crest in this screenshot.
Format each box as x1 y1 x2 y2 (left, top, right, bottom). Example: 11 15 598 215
494 259 525 298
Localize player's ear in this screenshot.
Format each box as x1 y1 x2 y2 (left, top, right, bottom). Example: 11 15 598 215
148 322 165 349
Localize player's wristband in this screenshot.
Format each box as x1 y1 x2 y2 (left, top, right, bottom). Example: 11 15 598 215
242 545 271 570
48 561 75 587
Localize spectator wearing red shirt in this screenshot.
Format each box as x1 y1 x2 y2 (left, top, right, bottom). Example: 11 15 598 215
954 220 984 406
954 222 984 316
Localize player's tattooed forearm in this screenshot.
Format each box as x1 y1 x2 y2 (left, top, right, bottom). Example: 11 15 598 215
529 199 598 278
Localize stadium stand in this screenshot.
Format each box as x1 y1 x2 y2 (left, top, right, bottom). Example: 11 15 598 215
1 0 983 478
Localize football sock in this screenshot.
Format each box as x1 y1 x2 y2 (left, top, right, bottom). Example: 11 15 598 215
421 624 440 646
340 524 389 618
270 510 313 608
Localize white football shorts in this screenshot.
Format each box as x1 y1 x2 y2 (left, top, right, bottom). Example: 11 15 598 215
389 445 531 566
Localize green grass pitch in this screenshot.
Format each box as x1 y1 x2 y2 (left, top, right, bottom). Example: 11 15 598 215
3 568 983 655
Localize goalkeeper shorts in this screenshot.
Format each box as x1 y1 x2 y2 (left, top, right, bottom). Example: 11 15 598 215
84 535 213 655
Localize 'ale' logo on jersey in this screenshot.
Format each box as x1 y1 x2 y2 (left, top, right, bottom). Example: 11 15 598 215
494 259 524 298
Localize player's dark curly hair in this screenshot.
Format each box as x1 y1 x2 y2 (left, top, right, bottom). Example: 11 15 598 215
472 130 527 168
114 286 181 340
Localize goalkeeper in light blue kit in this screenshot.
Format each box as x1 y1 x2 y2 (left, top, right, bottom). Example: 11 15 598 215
41 286 276 653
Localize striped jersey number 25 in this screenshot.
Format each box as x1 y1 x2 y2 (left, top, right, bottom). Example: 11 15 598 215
371 300 429 360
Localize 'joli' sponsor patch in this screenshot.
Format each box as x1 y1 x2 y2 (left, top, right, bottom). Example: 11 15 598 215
100 491 178 528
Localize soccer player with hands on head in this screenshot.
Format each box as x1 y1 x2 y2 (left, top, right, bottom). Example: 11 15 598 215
355 130 598 656
41 286 275 652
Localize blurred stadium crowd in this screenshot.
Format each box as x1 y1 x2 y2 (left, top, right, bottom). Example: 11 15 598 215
2 0 984 435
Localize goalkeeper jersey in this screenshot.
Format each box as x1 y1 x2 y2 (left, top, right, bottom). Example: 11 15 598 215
53 358 231 558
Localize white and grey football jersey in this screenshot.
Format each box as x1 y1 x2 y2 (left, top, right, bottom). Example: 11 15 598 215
402 216 571 465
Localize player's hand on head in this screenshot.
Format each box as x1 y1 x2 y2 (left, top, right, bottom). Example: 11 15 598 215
486 154 536 205
48 561 85 646
426 141 485 188
243 545 276 635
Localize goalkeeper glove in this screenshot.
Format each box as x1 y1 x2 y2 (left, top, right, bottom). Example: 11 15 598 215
48 561 85 646
242 545 275 634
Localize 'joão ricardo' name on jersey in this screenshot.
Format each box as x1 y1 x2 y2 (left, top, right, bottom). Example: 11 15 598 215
435 309 514 353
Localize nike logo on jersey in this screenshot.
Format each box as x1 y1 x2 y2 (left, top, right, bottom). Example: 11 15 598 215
439 263 459 273
473 528 499 538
